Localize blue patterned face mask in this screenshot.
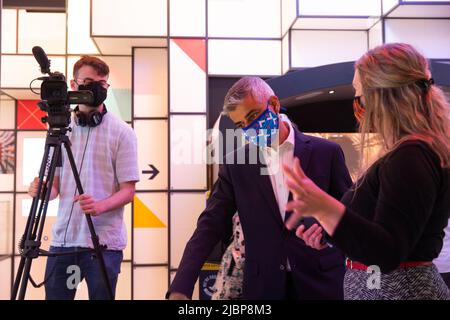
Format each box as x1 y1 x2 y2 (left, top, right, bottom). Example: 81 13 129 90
242 106 279 147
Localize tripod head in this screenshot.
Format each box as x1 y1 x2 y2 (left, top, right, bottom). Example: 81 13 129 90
32 46 94 129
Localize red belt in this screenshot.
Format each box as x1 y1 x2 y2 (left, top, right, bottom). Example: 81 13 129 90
345 259 432 271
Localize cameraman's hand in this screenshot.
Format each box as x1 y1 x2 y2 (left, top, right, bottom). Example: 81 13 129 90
169 292 189 300
74 194 105 216
28 177 59 200
28 177 41 198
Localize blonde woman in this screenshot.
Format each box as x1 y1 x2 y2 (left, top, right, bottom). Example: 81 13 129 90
284 43 450 300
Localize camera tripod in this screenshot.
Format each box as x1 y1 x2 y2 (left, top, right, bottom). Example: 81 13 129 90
11 126 113 300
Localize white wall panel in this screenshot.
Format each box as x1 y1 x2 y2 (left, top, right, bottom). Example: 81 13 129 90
170 115 207 190
92 0 167 36
291 30 367 67
169 40 206 113
1 9 17 54
18 10 66 54
282 0 298 35
134 49 168 118
1 55 66 88
170 0 206 37
385 19 450 59
208 0 281 38
67 0 99 54
133 193 168 264
170 193 206 268
282 32 290 74
298 0 381 16
134 120 168 190
369 20 383 49
133 267 168 299
208 39 281 75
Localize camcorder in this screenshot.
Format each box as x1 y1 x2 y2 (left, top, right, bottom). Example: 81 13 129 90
32 46 93 128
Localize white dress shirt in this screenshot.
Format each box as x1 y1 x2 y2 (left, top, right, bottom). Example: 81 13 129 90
262 114 296 271
262 114 295 221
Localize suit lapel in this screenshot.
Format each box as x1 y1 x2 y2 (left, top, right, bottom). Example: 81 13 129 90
293 129 312 174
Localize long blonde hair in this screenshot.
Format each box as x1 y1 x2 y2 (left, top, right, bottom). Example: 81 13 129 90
356 43 450 174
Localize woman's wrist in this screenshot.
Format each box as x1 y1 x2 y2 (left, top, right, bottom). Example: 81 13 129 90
314 195 346 235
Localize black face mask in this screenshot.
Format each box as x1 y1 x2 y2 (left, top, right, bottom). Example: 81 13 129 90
78 81 108 107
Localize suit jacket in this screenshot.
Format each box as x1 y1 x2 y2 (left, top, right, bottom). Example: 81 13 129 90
169 128 353 299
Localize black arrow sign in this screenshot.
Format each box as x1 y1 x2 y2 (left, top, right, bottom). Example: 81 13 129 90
142 164 159 180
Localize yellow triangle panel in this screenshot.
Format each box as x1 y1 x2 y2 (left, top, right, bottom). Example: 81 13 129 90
133 196 166 228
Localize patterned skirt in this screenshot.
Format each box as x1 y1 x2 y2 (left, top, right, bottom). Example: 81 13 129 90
344 264 450 300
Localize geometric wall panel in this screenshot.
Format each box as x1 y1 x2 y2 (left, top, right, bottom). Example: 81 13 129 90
385 19 450 59
282 0 297 35
298 0 382 16
292 17 379 30
0 193 14 255
134 120 168 190
133 193 168 264
123 203 132 261
1 9 17 54
133 267 168 300
92 0 167 37
1 55 66 89
208 0 281 38
0 131 15 191
388 1 450 18
282 32 290 74
170 192 206 269
170 0 205 37
18 10 66 55
15 132 46 192
170 115 207 190
383 0 399 14
291 30 367 68
17 100 47 130
0 98 15 129
67 0 99 55
170 39 206 113
369 20 383 49
0 127 15 198
208 39 282 76
0 258 12 299
133 48 168 118
115 262 132 300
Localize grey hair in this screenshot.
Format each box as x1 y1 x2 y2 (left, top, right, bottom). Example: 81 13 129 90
222 76 274 115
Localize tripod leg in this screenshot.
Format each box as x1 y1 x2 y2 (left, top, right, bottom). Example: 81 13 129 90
34 145 61 242
11 258 25 300
63 139 114 300
17 259 33 300
12 143 52 300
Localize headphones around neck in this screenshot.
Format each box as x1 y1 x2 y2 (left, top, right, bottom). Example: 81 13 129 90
74 105 108 127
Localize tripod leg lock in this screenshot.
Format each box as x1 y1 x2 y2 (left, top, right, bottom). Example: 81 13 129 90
22 240 42 259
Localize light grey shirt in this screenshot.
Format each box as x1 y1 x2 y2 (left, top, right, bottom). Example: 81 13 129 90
51 111 139 250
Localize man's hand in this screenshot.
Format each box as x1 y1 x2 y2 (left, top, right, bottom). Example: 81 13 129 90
28 177 41 198
169 292 189 300
295 224 328 250
74 194 104 216
28 176 59 200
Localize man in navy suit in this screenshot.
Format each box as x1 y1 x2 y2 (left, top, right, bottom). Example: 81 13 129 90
169 77 352 300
